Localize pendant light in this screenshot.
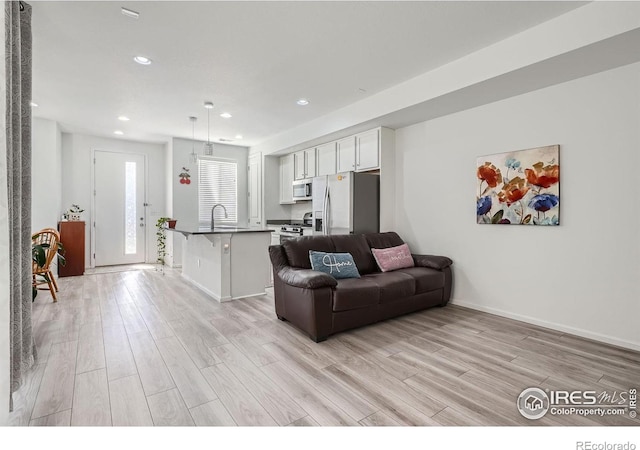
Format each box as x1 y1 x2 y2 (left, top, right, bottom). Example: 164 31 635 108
203 101 214 156
188 116 198 164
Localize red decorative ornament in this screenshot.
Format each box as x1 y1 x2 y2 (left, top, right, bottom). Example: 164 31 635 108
179 167 191 185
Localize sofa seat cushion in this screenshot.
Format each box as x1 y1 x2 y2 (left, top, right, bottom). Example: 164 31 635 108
394 267 445 294
332 277 380 312
362 272 415 303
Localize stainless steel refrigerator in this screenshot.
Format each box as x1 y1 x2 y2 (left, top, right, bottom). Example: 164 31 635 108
312 172 379 235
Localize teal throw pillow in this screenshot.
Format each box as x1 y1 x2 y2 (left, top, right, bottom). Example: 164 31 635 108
309 251 361 279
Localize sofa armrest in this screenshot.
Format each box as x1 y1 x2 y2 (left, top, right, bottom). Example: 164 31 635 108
412 254 453 270
278 267 338 289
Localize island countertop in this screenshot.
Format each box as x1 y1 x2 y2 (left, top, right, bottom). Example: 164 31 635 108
166 224 274 237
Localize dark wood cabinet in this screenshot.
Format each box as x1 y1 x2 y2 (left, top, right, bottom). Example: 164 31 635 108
58 221 85 277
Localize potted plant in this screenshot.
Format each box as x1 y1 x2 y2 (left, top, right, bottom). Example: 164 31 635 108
156 217 170 273
65 204 84 221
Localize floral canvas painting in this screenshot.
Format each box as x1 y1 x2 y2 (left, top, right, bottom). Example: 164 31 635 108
477 145 559 225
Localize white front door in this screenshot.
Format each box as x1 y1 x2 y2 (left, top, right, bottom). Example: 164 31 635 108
94 151 146 266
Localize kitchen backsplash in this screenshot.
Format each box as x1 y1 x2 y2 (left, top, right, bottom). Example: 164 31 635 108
290 201 311 220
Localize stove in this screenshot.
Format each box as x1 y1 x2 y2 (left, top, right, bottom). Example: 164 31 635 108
278 213 313 243
279 224 311 236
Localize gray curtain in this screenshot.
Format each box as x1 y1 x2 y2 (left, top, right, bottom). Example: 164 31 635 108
6 0 33 411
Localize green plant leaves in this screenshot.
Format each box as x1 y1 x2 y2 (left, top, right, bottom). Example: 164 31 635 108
33 245 46 267
491 210 504 224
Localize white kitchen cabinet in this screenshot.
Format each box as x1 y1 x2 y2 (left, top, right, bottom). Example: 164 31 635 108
248 153 262 225
267 227 280 287
316 142 337 176
355 128 380 171
294 148 316 180
337 136 356 173
279 154 295 204
336 130 380 173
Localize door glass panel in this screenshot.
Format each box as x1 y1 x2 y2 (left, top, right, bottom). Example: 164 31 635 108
124 161 137 254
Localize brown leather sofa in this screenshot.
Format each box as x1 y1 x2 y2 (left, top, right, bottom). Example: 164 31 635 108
268 232 453 342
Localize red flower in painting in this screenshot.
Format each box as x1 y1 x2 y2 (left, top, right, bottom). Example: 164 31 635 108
525 162 559 188
477 162 503 188
498 176 529 206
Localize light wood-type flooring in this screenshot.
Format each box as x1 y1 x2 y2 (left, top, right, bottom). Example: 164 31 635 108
9 268 640 426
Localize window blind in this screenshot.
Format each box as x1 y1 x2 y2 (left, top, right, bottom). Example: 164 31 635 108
198 158 238 224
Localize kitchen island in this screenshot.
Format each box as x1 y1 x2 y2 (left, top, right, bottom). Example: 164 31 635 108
167 225 273 302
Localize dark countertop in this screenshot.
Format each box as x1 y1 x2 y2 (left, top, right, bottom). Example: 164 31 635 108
166 225 274 236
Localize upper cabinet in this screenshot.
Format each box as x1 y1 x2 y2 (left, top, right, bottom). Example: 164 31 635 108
294 148 317 180
355 128 380 172
279 153 295 204
316 142 337 176
337 136 356 173
337 129 380 173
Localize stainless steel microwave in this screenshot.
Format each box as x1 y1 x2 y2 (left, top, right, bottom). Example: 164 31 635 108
292 178 312 201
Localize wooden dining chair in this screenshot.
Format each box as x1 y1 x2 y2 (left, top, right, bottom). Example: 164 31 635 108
32 228 61 302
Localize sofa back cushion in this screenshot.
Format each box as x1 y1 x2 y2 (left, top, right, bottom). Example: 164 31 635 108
330 234 378 275
364 232 405 250
282 235 335 269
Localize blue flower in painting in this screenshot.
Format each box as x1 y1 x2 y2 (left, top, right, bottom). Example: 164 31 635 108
477 196 492 215
529 194 559 212
505 158 521 170
533 215 559 226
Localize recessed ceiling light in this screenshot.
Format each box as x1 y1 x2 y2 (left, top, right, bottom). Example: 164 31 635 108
30 101 38 107
296 98 309 106
133 56 152 65
114 130 124 135
121 7 140 19
220 112 232 119
118 116 130 121
203 101 214 109
235 134 243 140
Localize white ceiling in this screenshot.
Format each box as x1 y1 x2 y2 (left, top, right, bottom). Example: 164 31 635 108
31 1 585 147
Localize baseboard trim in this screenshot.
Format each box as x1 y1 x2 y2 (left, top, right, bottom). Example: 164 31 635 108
450 299 640 352
180 273 230 303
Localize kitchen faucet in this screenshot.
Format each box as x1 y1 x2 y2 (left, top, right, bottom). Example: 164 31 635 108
211 204 228 229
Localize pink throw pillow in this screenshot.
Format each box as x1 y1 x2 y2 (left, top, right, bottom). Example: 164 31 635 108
371 243 415 272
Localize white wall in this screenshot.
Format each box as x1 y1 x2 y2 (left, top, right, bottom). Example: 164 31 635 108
290 201 311 221
61 133 167 266
167 138 248 267
393 62 640 350
31 117 62 232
